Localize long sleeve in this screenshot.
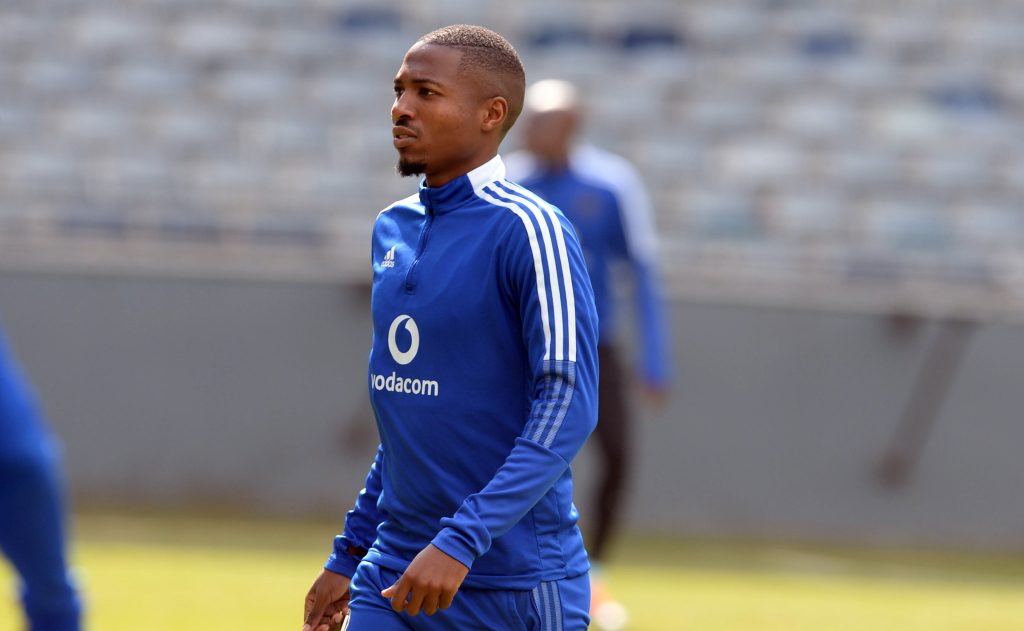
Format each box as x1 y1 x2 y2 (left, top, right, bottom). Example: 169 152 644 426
629 259 672 386
612 163 672 386
430 186 599 570
325 445 386 577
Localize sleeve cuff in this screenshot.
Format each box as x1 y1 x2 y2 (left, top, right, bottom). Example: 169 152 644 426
430 528 477 571
642 369 671 387
324 535 367 577
324 552 360 578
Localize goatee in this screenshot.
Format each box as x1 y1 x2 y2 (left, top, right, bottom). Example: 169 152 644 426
397 159 427 177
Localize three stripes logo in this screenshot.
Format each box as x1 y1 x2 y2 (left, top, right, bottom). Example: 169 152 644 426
382 245 397 269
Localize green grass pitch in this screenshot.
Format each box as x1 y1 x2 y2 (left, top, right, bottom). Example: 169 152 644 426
3 512 1024 630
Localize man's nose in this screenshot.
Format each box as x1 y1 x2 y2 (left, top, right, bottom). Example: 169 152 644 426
392 93 414 122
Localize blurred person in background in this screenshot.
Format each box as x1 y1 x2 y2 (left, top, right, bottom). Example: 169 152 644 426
506 79 672 629
0 327 82 631
302 25 598 631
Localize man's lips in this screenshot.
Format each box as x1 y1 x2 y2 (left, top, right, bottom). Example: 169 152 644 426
393 125 417 148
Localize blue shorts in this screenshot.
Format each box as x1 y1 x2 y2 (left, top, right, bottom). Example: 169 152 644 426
347 561 590 631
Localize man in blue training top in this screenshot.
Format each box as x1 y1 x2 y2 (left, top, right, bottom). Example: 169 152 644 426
301 25 599 631
0 327 82 631
506 79 672 628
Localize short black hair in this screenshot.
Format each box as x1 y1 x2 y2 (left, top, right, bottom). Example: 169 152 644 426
417 24 526 134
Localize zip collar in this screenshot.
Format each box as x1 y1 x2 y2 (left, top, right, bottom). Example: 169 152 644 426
418 155 506 214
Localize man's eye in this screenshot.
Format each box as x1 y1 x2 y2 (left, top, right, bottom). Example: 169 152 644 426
420 88 436 96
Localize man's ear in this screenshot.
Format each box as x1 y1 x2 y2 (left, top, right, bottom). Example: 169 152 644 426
481 96 509 133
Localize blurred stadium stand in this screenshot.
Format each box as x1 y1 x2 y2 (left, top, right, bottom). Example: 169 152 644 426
4 0 1024 548
1 0 1023 316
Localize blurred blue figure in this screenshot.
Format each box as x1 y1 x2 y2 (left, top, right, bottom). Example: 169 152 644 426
0 327 81 631
507 79 672 631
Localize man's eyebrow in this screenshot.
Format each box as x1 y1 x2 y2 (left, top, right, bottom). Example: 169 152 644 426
394 77 444 88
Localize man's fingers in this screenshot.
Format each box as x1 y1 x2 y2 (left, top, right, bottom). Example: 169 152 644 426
382 579 411 612
421 592 440 616
303 590 317 631
439 588 457 610
313 606 342 631
328 609 347 631
404 584 427 617
304 592 330 630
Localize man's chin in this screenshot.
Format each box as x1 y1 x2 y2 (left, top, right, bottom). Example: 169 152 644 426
397 159 427 177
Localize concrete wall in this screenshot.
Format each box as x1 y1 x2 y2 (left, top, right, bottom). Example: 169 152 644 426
2 269 1023 549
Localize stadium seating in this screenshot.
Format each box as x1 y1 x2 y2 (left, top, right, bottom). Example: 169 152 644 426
1 0 1022 313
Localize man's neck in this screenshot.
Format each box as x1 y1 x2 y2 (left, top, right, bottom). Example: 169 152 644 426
539 156 571 173
425 149 501 188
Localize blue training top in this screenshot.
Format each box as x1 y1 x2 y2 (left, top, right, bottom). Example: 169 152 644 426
506 146 671 386
326 156 599 589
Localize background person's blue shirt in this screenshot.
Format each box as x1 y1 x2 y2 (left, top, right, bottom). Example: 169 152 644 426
507 145 672 386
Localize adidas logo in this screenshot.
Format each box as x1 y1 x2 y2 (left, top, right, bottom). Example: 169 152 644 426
382 245 396 269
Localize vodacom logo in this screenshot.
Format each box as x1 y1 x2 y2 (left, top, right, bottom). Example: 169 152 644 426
375 314 436 396
387 314 419 365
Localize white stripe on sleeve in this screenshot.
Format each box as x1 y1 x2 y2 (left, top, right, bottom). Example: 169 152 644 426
487 184 565 361
475 187 552 360
498 182 578 362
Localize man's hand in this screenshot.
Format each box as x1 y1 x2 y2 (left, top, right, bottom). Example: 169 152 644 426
381 544 470 617
638 379 670 412
302 569 351 631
